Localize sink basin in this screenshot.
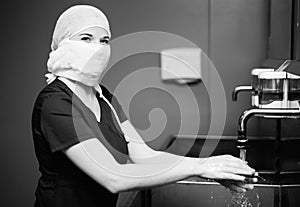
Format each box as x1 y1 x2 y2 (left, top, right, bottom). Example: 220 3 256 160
164 135 300 185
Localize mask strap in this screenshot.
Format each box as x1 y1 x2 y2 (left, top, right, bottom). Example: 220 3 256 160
94 85 122 127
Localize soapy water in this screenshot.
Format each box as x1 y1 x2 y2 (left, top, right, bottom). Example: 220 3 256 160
228 192 252 207
232 148 263 206
228 191 262 207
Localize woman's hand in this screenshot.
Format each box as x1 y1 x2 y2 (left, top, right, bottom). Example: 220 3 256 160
197 155 256 181
217 180 255 193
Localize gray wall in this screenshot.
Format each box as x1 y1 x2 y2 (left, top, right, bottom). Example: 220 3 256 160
2 0 290 206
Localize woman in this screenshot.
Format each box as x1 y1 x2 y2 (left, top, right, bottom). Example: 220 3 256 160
32 4 257 207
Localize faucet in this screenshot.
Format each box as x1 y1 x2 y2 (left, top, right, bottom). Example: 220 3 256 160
232 85 253 101
237 108 300 160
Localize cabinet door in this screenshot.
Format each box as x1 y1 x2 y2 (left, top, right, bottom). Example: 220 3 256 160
294 0 300 60
268 0 293 60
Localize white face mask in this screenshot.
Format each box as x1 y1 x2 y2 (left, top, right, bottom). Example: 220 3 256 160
47 39 111 87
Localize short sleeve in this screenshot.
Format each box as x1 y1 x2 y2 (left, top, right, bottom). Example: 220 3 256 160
41 94 96 152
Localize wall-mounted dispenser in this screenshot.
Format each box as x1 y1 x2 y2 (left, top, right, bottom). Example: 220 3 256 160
160 47 202 84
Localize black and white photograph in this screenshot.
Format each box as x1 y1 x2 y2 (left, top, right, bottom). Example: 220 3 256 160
1 0 300 206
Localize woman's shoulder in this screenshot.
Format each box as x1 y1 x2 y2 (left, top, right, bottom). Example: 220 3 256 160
42 79 72 96
34 80 73 108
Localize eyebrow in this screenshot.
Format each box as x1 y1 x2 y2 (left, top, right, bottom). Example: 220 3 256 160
101 36 110 40
79 33 93 37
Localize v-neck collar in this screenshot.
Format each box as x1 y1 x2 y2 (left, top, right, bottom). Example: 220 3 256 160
53 79 103 123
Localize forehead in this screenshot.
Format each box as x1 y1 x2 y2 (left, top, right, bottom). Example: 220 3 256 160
75 26 109 37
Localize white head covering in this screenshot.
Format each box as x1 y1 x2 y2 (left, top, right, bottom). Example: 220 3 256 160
51 4 111 51
45 5 111 87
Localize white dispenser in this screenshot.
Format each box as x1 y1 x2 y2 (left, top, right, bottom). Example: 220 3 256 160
160 48 202 84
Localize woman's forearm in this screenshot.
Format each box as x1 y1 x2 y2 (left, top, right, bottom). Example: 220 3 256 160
64 138 198 193
114 157 197 192
64 138 255 194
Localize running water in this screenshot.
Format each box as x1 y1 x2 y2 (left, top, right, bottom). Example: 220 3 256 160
228 192 252 207
240 149 247 161
228 191 262 207
227 148 262 207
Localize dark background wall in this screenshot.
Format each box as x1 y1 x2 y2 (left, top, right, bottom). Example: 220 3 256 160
2 0 297 206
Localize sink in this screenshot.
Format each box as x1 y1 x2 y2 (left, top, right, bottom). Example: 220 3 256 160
164 135 300 185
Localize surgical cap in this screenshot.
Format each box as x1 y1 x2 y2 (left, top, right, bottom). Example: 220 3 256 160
50 5 111 50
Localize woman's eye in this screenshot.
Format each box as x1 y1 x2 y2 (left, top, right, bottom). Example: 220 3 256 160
100 39 109 44
80 37 91 42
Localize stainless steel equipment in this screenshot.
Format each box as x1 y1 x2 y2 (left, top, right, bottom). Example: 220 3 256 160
251 68 275 107
258 71 287 108
232 68 275 107
257 71 300 109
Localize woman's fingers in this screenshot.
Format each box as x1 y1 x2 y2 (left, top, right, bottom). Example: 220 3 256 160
221 155 247 164
198 155 258 182
229 182 254 193
223 165 255 176
218 180 249 193
225 159 254 169
217 155 255 172
244 176 258 183
235 182 254 190
228 184 247 193
220 172 246 181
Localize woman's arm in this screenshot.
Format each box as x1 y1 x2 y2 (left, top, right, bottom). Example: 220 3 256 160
64 137 255 194
120 120 257 192
120 120 162 163
64 138 197 193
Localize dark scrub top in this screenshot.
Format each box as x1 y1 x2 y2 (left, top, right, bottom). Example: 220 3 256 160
32 79 129 207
